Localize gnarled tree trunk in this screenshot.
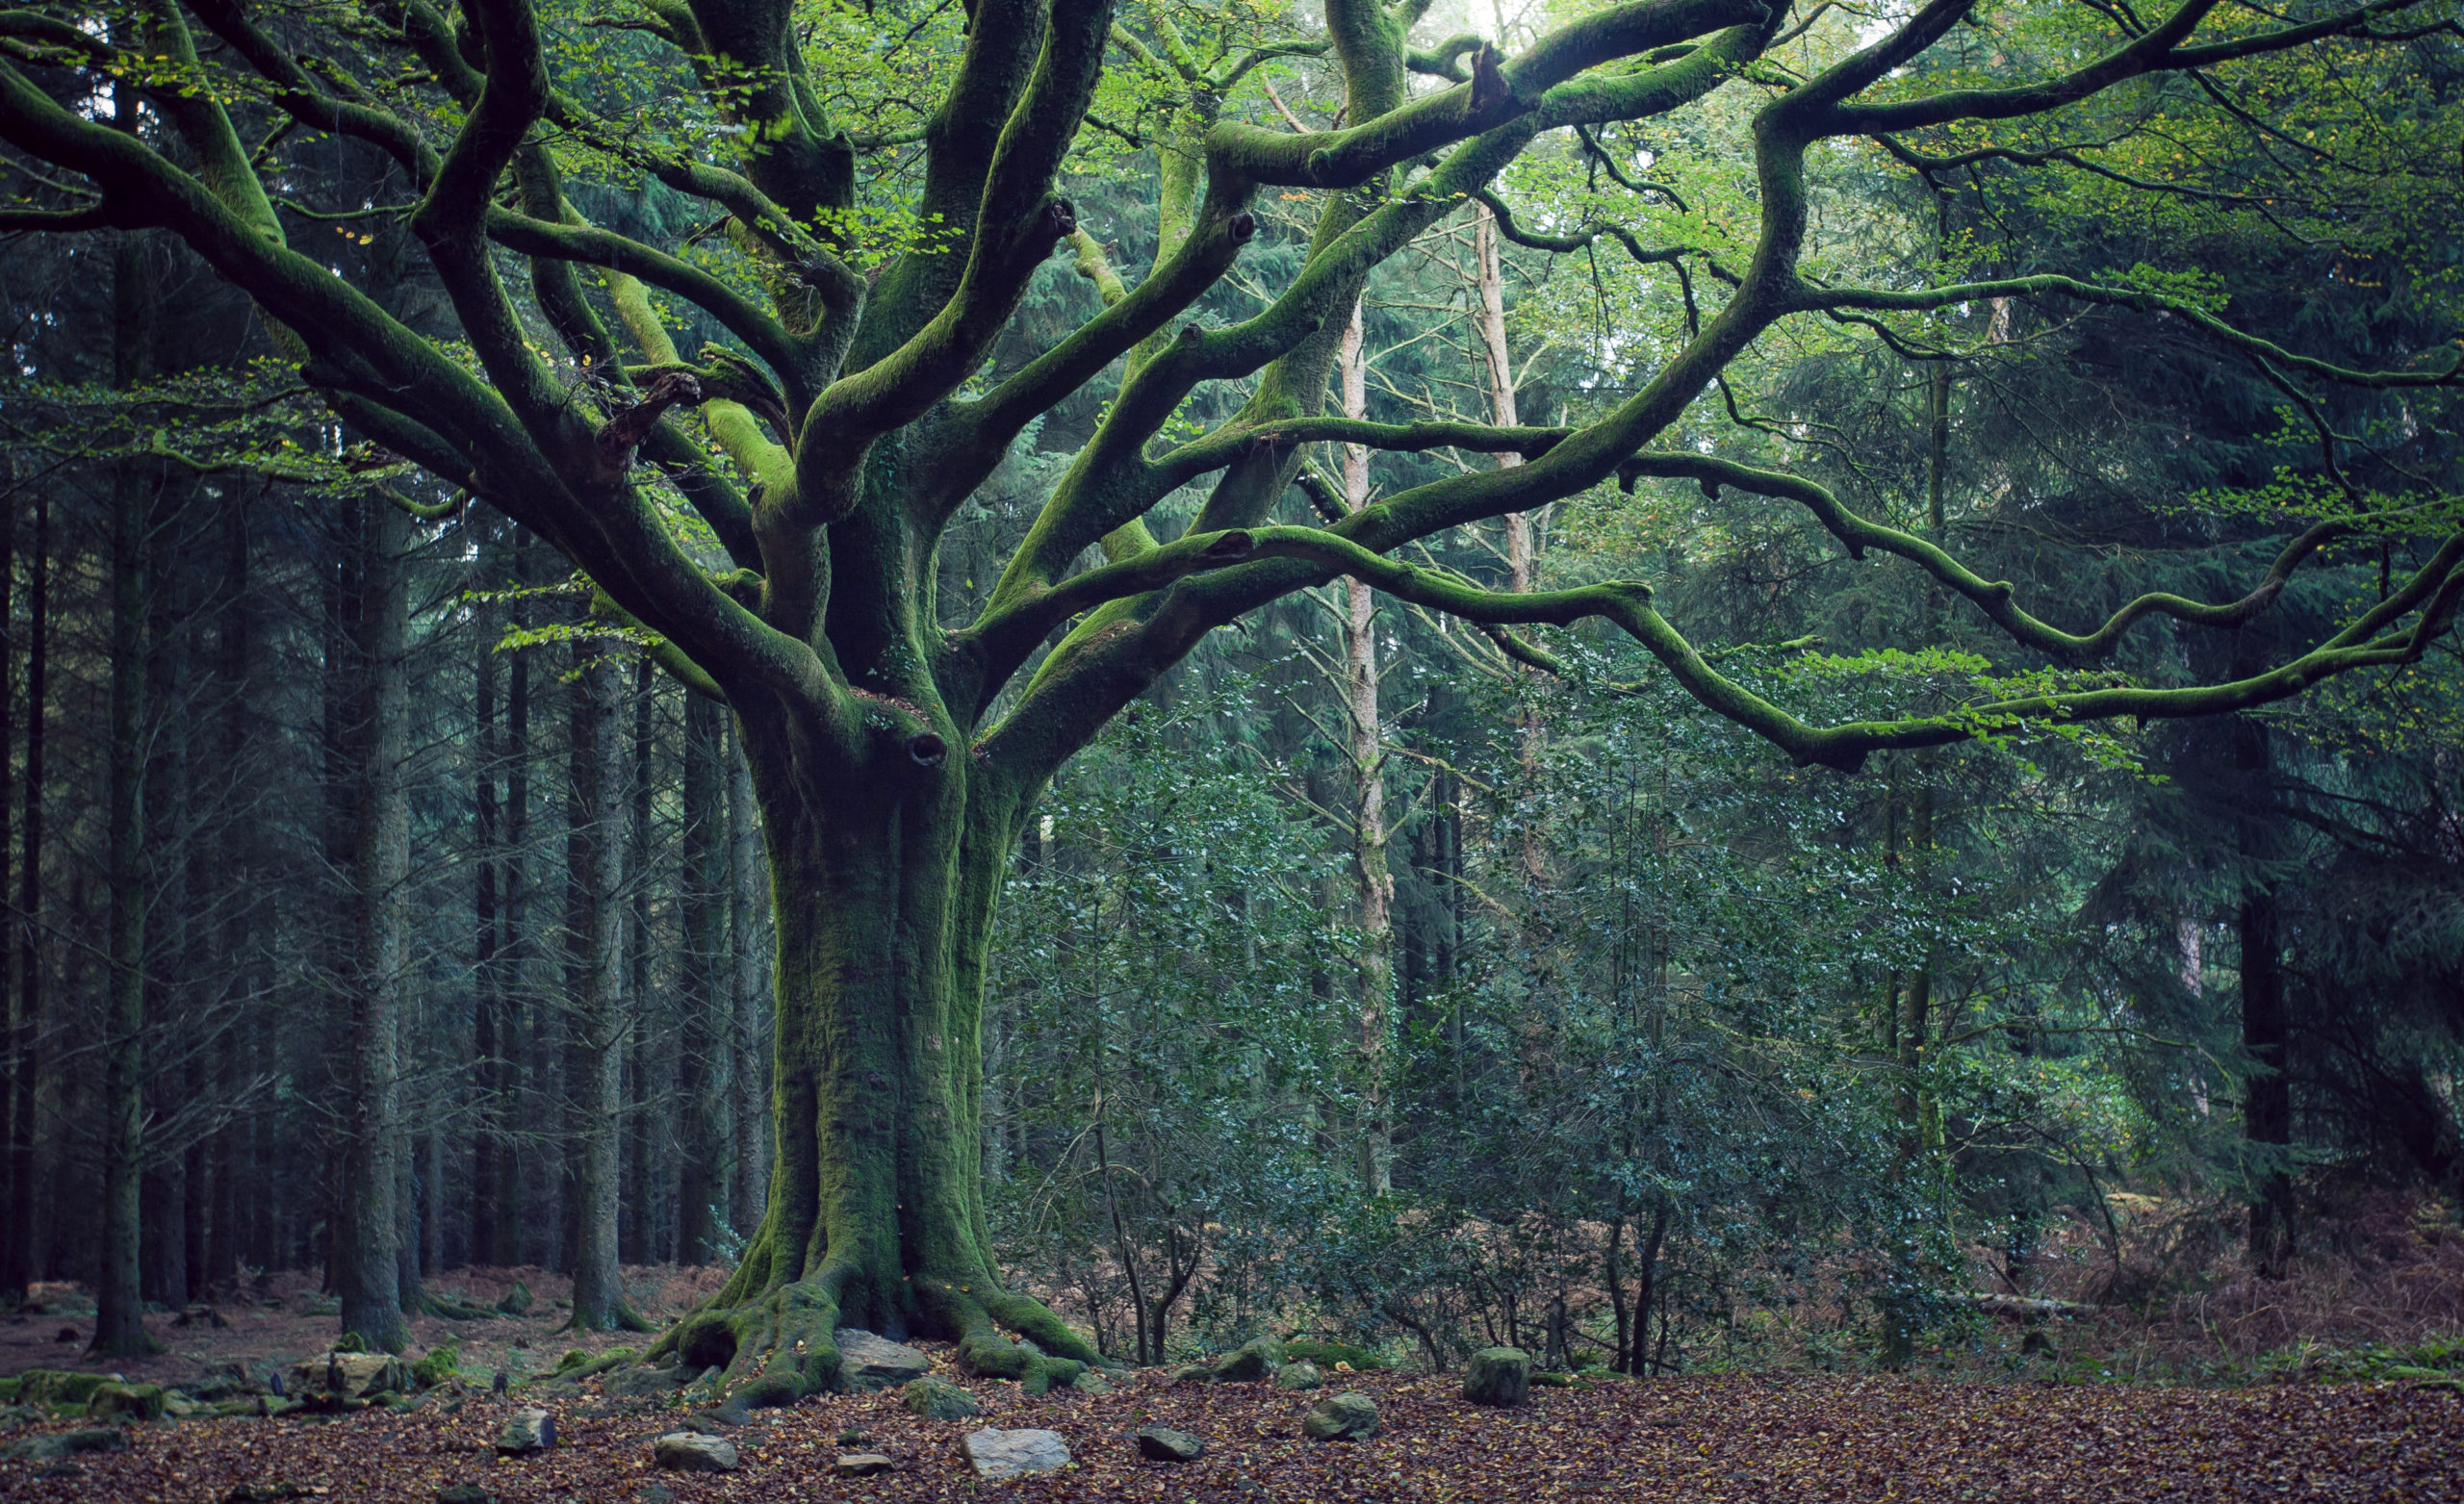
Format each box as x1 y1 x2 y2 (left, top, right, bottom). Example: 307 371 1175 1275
658 712 1091 1397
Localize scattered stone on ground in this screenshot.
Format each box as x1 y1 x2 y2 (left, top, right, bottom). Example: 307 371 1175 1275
1135 1424 1206 1462
1461 1346 1531 1408
1303 1390 1380 1441
1072 1368 1114 1395
835 1452 896 1475
87 1380 167 1421
837 1329 934 1390
293 1351 407 1401
1168 1364 1214 1385
493 1407 554 1455
433 1485 496 1504
8 1337 2464 1502
1211 1336 1283 1382
1274 1361 1323 1391
603 1363 691 1398
961 1426 1073 1481
651 1430 740 1472
1 1426 127 1462
902 1374 980 1420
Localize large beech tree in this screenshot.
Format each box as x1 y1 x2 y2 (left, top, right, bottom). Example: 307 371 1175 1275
4 0 2457 1393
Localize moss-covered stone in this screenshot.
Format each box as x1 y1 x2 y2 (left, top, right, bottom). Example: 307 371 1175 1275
901 1376 979 1421
1461 1346 1530 1407
1211 1336 1283 1382
87 1383 167 1421
16 1370 113 1407
411 1343 460 1389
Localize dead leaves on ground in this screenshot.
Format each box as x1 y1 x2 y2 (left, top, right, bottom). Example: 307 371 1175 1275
3 1364 2460 1502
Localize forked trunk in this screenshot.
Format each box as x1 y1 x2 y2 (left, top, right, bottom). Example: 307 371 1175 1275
656 718 1093 1398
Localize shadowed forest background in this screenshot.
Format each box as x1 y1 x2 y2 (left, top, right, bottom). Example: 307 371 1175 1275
1 0 2462 1411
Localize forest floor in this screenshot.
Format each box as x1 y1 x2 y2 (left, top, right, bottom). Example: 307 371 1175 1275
3 1257 2462 1501
0 1348 2458 1501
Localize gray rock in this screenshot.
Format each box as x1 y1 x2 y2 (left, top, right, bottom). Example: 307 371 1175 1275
1461 1346 1530 1408
435 1486 497 1504
1071 1369 1114 1395
652 1431 740 1473
961 1427 1073 1481
2 1428 128 1462
902 1375 980 1421
86 1382 167 1420
603 1364 691 1399
494 1407 555 1455
1135 1425 1206 1462
637 1487 675 1504
292 1352 409 1400
1167 1364 1216 1385
1273 1362 1323 1391
1211 1335 1283 1382
834 1453 896 1476
835 1329 933 1390
1302 1390 1379 1441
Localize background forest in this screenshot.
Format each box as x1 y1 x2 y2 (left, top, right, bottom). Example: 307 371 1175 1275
2 0 2462 1390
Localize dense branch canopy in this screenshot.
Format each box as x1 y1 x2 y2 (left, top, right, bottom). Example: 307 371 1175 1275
3 0 2457 788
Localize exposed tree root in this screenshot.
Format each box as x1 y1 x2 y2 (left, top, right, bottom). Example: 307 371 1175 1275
645 1262 1101 1403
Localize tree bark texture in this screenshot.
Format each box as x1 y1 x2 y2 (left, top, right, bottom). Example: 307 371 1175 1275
337 497 409 1354
678 691 730 1263
93 228 157 1359
565 647 638 1330
5 489 45 1297
1339 302 1394 1198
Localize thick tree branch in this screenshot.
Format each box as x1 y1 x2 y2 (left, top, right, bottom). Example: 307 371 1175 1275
1617 450 2362 660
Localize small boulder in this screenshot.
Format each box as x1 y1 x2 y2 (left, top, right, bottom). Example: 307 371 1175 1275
1072 1369 1114 1396
903 1375 980 1420
494 1407 555 1455
834 1453 896 1476
1461 1346 1530 1408
495 1282 532 1316
1302 1390 1379 1441
1211 1335 1283 1382
87 1382 167 1421
16 1370 112 1407
1167 1364 1216 1385
292 1351 407 1401
435 1486 497 1504
1135 1425 1206 1463
961 1427 1072 1481
835 1329 933 1390
603 1364 691 1399
1273 1362 1323 1391
652 1432 740 1473
2 1428 127 1462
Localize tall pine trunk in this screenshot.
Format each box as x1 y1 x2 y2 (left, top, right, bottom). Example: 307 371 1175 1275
92 229 159 1359
728 732 768 1240
2239 719 2294 1273
494 530 532 1265
337 497 410 1352
564 647 635 1329
4 490 42 1297
677 692 729 1263
470 551 501 1267
1339 302 1394 1197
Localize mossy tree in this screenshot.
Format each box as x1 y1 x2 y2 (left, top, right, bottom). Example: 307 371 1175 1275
3 0 2456 1395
